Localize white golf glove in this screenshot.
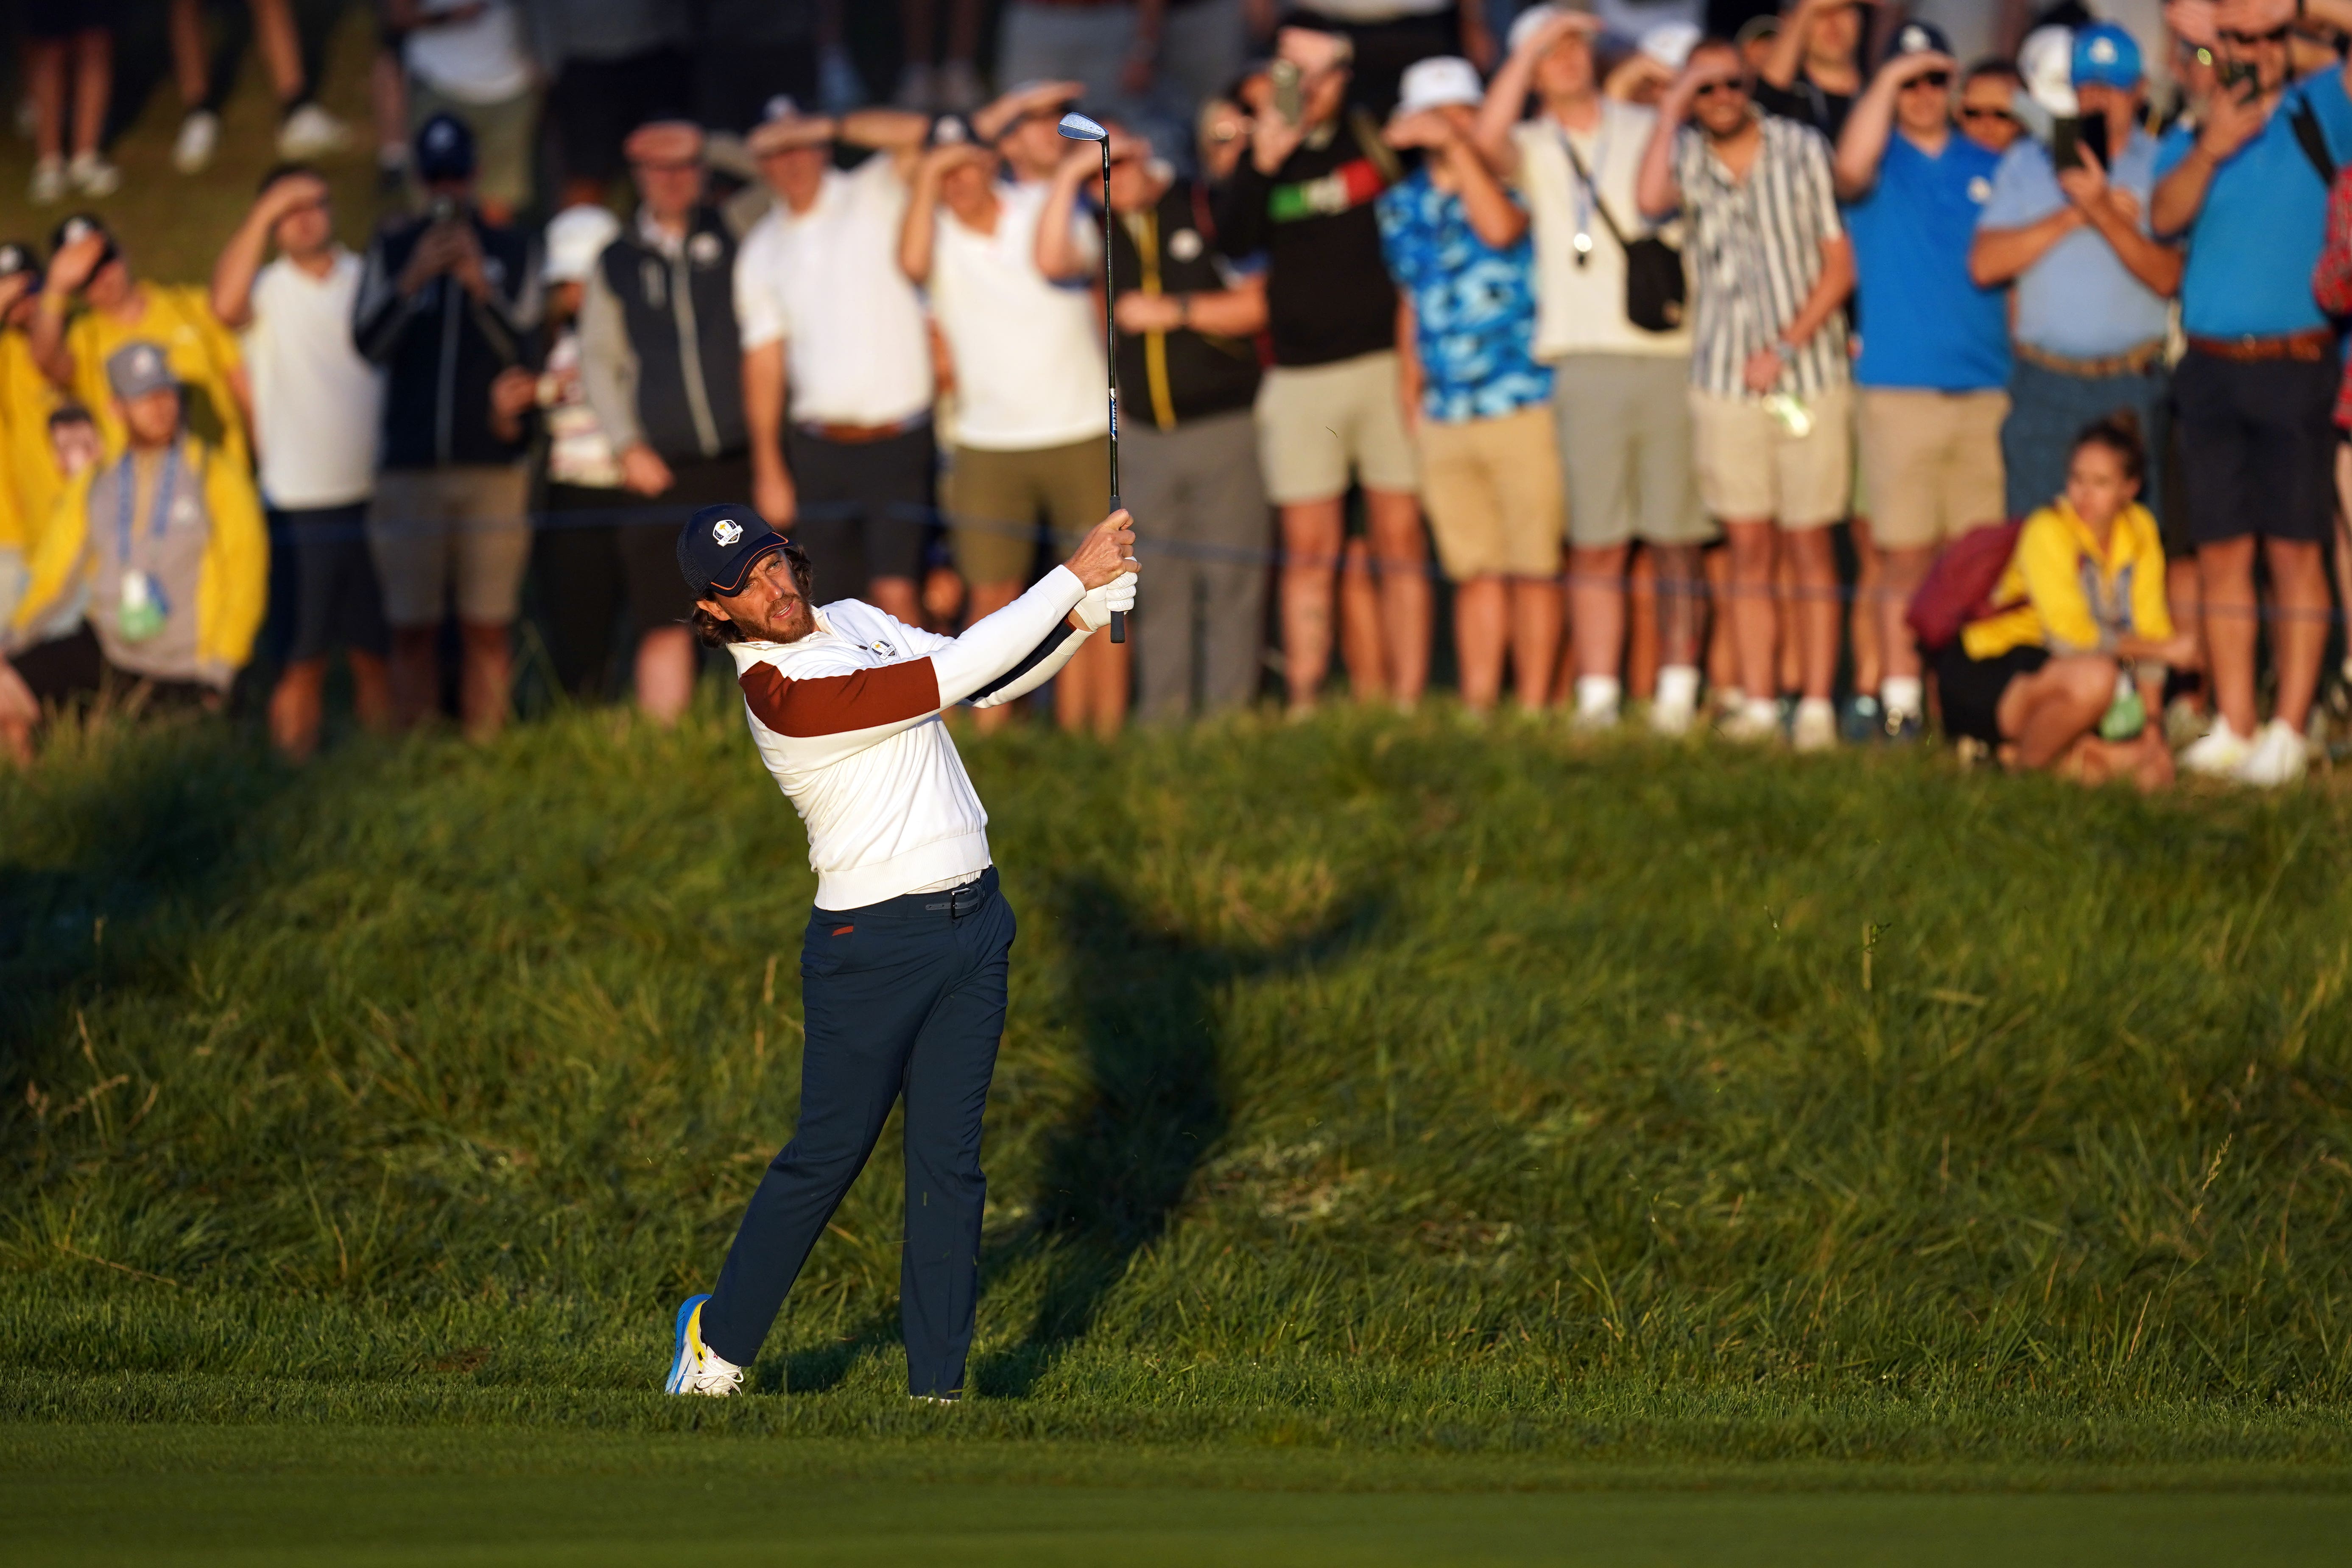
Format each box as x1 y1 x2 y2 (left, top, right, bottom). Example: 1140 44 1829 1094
1075 571 1138 632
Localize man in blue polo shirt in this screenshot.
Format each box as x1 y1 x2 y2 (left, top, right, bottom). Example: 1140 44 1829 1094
1973 24 2180 523
1833 20 2009 742
2151 0 2352 787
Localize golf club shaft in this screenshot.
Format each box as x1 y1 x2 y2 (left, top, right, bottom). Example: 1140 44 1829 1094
1102 141 1125 644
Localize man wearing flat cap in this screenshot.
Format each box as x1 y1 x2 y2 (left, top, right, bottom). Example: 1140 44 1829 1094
734 98 934 631
573 117 749 724
1 340 267 764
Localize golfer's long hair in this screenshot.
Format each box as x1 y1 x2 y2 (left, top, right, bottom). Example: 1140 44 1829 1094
691 541 816 646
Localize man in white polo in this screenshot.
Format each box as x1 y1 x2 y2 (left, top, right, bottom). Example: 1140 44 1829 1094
735 98 935 628
662 499 1134 1404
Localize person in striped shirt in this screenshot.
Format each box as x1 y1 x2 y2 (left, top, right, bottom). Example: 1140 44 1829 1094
662 500 1136 1405
1638 35 1855 749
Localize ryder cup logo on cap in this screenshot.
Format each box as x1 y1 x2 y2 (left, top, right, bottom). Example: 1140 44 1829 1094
679 502 790 596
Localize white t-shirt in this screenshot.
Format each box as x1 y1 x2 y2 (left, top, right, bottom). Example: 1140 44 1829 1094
1514 100 1692 361
735 156 934 429
242 251 383 509
927 180 1105 452
404 0 534 105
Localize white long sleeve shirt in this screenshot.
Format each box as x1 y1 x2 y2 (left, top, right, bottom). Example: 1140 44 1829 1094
726 566 1092 910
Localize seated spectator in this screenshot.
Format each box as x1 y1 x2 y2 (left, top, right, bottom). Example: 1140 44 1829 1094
1038 122 1271 724
354 114 543 741
1973 24 2177 524
212 165 393 762
1834 23 2011 744
517 204 633 703
0 342 267 766
901 103 1120 736
573 120 749 724
1639 37 1855 749
1940 415 2188 790
30 215 251 474
735 99 935 631
2152 1 2352 787
1379 56 1561 717
390 0 539 222
1218 23 1430 715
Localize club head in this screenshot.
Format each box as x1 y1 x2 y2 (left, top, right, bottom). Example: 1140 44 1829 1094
1056 111 1109 143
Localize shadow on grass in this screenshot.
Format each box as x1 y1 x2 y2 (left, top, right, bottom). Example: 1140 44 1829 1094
763 878 1377 1400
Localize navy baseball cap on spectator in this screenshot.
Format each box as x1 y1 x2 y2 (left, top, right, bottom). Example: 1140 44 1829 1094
50 212 117 272
2072 22 2142 89
0 241 36 289
679 503 791 597
415 113 477 183
1889 19 1952 58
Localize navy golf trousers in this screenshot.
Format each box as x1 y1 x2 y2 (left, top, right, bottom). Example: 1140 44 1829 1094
700 867 1014 1397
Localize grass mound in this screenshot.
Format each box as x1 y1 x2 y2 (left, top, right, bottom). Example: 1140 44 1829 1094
4 703 2351 1463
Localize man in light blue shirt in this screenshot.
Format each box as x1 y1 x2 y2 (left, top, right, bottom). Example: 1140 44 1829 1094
1972 22 2181 521
2149 0 2352 787
1834 20 2011 741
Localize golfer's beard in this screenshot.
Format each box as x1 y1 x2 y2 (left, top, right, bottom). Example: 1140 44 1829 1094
768 600 816 643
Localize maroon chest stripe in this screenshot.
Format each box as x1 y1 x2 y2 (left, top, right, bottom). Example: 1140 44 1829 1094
740 658 941 737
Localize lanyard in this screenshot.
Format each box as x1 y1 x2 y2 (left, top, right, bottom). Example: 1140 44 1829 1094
1556 115 1609 268
115 447 179 569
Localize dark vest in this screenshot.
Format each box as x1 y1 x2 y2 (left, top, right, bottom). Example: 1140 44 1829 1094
597 206 747 461
1109 179 1263 430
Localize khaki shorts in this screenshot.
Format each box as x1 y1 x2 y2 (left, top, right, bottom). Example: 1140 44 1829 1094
1254 352 1419 505
367 464 532 627
1689 382 1854 529
411 82 539 215
1857 388 2011 550
946 436 1109 587
1553 354 1712 549
1417 406 1564 580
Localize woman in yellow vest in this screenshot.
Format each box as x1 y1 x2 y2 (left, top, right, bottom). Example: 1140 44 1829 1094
1940 414 2197 790
0 341 265 766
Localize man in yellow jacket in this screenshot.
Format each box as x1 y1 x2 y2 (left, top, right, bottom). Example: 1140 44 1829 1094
0 341 266 765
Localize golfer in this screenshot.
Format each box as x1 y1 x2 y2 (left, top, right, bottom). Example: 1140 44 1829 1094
665 500 1137 1401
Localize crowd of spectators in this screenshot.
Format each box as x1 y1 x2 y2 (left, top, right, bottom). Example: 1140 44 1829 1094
4 0 2352 794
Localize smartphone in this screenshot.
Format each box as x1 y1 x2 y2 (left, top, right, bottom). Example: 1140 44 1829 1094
2218 56 2260 99
2052 115 2081 171
426 193 461 227
1271 60 1303 126
2078 111 2109 170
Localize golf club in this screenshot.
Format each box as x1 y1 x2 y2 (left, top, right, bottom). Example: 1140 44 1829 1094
1057 109 1126 644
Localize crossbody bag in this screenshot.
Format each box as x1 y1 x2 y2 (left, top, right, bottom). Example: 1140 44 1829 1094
1559 128 1686 333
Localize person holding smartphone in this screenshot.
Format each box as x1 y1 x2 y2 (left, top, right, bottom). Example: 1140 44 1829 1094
1972 25 2178 530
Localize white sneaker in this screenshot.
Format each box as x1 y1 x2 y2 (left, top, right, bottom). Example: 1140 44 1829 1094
2238 718 2310 788
1650 697 1696 737
664 1294 743 1396
29 156 65 204
2179 718 2254 777
277 102 351 159
1719 697 1782 744
173 109 219 173
1572 675 1620 732
1791 697 1838 753
67 151 118 196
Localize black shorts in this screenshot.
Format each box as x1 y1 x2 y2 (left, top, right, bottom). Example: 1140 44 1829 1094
1936 641 2049 745
270 503 390 664
22 0 123 41
547 48 693 188
2173 347 2340 547
11 623 212 711
785 423 936 601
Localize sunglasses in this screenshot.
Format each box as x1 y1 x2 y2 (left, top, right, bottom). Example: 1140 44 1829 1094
1694 78 1750 100
2218 25 2291 45
1959 106 2018 124
1905 70 1952 89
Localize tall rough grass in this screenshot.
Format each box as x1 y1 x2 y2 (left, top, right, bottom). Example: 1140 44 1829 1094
4 700 2350 1452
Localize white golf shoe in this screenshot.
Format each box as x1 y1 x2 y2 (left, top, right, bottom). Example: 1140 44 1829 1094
665 1294 743 1396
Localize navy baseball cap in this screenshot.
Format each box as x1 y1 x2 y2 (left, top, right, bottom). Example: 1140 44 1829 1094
415 113 476 183
1889 19 1953 59
679 503 791 597
0 241 37 285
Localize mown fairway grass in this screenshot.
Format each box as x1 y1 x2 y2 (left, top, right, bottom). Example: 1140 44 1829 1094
5 700 2352 1557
